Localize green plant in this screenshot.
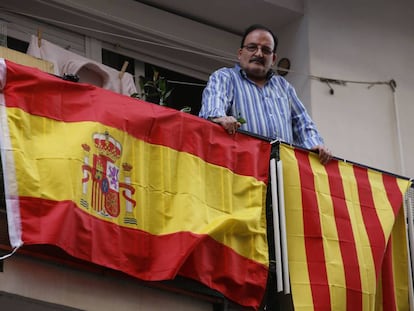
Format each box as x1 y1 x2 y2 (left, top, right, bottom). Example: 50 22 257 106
131 67 191 113
131 68 173 106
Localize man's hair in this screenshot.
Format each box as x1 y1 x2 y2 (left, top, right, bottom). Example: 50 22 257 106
240 24 278 52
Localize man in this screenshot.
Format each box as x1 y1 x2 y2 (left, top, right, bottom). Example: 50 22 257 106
199 24 332 164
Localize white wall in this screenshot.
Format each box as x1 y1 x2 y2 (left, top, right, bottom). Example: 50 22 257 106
305 0 414 177
277 15 312 113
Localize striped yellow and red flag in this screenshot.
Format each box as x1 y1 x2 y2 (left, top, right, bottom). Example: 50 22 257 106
279 143 411 311
0 59 271 309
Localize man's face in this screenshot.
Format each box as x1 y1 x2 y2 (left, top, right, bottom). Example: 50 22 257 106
238 29 277 82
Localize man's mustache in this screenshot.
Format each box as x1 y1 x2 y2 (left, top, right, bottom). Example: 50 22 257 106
249 57 265 65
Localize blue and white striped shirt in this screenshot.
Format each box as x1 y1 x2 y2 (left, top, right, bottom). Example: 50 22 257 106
199 64 324 148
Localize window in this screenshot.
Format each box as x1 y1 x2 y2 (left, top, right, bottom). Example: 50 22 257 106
145 64 205 115
102 49 205 116
5 36 29 53
102 48 135 76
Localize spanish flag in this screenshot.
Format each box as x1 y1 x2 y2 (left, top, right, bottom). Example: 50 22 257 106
280 143 411 311
0 59 271 309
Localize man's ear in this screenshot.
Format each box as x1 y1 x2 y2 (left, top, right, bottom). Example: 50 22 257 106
272 53 277 66
237 48 243 60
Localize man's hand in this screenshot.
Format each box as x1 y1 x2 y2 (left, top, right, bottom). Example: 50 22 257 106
311 145 333 165
211 116 241 135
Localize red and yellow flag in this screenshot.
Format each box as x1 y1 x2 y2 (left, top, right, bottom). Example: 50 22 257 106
0 59 271 309
280 143 411 311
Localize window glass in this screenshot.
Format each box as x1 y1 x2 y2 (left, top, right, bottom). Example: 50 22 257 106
102 48 205 115
6 36 29 53
102 48 135 75
143 64 205 115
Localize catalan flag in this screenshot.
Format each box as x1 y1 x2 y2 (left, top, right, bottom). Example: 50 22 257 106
0 59 271 309
279 143 411 311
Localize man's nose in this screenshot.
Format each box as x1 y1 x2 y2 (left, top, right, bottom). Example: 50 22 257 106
254 47 264 56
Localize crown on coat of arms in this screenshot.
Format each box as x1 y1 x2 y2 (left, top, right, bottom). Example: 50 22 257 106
93 131 122 162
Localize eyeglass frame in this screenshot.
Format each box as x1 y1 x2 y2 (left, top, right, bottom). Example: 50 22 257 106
242 43 275 55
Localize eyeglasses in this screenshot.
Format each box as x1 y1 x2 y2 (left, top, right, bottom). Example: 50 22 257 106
242 44 274 55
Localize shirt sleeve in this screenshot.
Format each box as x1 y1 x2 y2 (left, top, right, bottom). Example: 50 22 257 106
288 83 325 148
199 68 233 119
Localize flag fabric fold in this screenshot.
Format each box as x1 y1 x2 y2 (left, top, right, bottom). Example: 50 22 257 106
279 143 411 311
0 59 271 309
